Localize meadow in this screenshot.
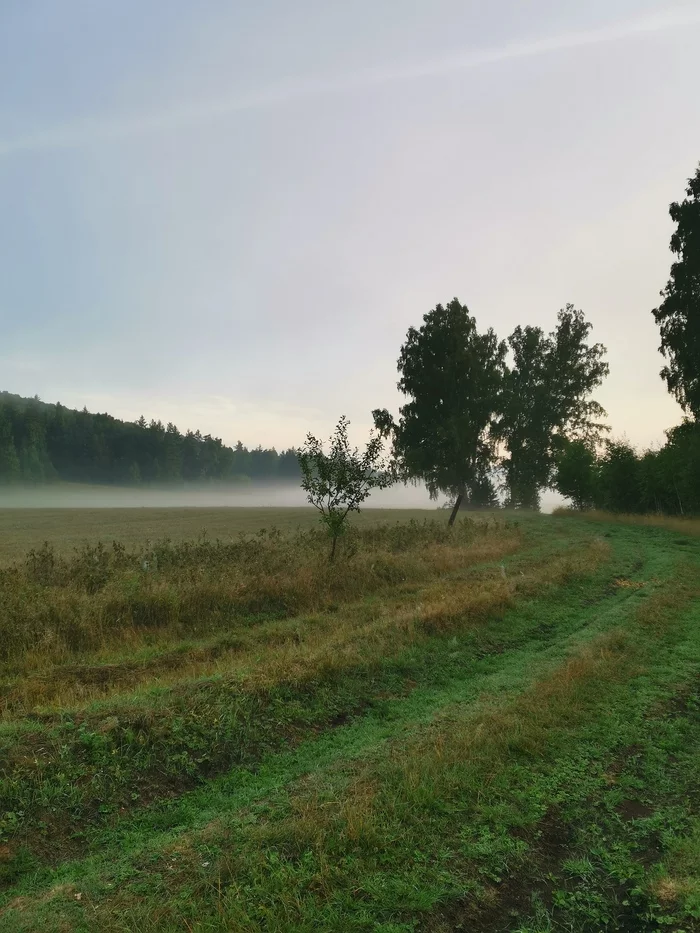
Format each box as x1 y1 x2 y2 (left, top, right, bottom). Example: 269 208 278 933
1 506 700 931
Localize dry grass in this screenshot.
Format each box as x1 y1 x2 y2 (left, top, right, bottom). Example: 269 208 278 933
0 530 610 840
651 876 693 904
0 521 502 662
0 517 551 859
0 533 611 719
0 519 521 716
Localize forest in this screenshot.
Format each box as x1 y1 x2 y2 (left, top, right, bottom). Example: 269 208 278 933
0 391 300 485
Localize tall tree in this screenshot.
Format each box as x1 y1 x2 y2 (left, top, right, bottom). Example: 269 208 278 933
498 306 608 509
374 298 505 525
498 325 553 509
655 420 700 515
652 164 700 417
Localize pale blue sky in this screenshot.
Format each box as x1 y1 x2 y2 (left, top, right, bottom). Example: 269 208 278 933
1 1 699 450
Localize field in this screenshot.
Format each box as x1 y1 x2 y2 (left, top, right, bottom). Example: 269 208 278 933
1 507 700 932
0 506 436 563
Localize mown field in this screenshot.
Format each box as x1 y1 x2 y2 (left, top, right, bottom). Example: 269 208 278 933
1 508 700 931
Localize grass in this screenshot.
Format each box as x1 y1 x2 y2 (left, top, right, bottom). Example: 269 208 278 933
1 508 700 930
552 505 700 538
0 516 518 671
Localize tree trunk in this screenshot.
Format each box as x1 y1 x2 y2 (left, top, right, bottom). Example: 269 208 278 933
448 492 464 527
329 534 338 562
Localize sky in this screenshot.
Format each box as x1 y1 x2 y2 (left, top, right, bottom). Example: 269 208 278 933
1 0 700 454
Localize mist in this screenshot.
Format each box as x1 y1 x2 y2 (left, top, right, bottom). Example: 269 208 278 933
0 481 565 512
0 481 431 510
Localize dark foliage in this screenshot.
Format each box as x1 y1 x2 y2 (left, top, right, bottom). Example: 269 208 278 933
553 423 700 516
499 306 608 509
553 440 597 510
0 392 300 486
374 298 505 523
652 164 700 416
595 441 643 514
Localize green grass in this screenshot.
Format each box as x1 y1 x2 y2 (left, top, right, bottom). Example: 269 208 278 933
1 510 700 931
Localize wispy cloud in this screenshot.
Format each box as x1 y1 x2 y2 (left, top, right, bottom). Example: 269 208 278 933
2 8 699 157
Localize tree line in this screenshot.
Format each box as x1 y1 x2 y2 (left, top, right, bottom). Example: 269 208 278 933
302 161 700 531
0 392 300 485
554 162 700 516
554 426 700 515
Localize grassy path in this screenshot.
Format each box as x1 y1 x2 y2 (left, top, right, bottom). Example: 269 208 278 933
2 515 700 930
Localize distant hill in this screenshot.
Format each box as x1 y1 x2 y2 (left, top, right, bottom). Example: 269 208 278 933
0 391 299 486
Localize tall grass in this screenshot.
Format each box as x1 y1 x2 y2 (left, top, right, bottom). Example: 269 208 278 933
0 518 535 852
0 518 612 873
0 519 518 671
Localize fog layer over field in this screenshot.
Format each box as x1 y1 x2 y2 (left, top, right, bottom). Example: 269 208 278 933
0 482 564 511
0 482 431 510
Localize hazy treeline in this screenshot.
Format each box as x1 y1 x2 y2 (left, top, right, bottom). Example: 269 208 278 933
0 392 300 486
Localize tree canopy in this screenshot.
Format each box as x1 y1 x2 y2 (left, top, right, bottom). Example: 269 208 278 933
374 298 505 523
498 306 609 509
553 439 597 510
